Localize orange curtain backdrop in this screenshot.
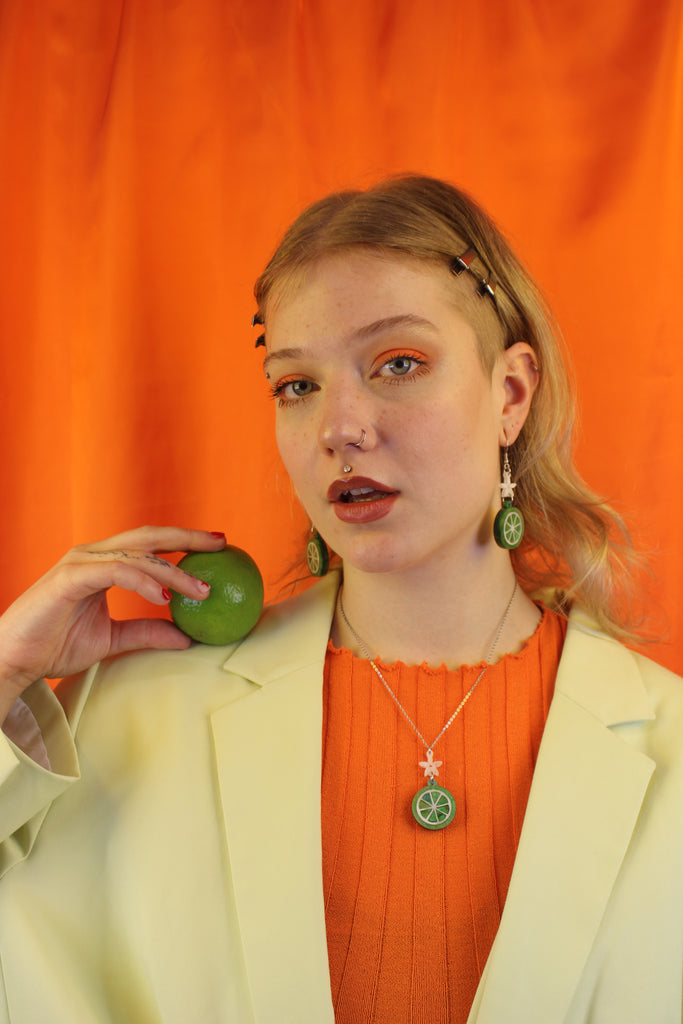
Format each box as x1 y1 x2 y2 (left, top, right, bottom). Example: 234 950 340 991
1 0 682 670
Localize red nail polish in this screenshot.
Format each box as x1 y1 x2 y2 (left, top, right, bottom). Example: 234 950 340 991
162 587 172 601
210 531 226 540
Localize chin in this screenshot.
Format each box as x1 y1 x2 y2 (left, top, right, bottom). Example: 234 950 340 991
337 538 419 576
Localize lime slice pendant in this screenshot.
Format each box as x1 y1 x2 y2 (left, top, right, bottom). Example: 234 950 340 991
493 500 524 550
412 779 456 830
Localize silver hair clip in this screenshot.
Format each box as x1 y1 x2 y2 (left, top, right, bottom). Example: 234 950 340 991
450 247 496 303
252 313 266 348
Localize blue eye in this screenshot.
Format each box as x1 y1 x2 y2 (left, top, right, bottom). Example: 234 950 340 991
269 377 318 405
288 380 316 397
385 356 414 375
374 353 427 379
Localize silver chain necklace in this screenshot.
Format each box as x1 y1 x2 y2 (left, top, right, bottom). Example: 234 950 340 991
338 580 518 831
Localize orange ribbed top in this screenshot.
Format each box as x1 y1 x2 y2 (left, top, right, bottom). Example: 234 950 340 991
321 606 566 1024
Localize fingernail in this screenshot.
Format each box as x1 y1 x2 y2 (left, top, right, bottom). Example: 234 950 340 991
162 587 172 601
197 580 211 592
210 531 225 540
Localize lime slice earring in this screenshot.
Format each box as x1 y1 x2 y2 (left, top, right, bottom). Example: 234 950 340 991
493 443 525 550
306 528 330 577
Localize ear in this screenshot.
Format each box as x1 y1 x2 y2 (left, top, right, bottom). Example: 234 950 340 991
496 342 539 445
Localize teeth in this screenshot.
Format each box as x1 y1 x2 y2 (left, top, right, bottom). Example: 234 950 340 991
340 487 381 504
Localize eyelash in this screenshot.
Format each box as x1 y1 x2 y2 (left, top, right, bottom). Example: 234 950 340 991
374 352 428 382
268 377 318 407
268 352 429 407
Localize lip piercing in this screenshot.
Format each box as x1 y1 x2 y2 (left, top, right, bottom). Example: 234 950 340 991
341 429 365 473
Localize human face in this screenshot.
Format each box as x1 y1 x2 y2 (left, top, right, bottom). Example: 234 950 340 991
264 251 507 578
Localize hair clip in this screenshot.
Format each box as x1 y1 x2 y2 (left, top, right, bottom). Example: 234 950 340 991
450 247 497 305
252 312 266 348
452 248 477 273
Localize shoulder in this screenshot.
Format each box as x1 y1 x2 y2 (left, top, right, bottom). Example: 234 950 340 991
628 648 683 762
558 605 683 761
62 571 341 725
47 574 340 785
562 604 683 693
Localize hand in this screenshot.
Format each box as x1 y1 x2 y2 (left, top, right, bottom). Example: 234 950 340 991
0 526 227 721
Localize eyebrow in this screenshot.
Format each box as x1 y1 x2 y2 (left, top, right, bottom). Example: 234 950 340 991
262 314 437 372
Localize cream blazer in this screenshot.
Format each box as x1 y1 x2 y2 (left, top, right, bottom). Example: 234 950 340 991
1 572 682 1023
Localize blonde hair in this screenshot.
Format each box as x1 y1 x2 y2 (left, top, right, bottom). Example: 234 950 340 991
254 175 644 639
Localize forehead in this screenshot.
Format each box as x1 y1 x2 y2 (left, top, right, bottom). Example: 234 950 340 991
265 251 465 342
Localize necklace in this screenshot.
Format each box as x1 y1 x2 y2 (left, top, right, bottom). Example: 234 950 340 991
338 580 518 831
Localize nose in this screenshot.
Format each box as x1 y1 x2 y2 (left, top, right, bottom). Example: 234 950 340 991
317 382 374 458
319 421 372 457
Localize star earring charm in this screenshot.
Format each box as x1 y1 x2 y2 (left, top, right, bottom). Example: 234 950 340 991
493 444 525 549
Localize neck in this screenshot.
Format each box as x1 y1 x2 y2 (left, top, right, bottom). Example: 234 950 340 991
332 552 542 670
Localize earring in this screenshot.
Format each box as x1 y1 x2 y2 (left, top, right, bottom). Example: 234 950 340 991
306 528 330 577
493 444 525 550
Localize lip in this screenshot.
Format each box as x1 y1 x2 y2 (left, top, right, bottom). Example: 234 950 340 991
333 494 398 524
327 476 399 525
327 476 397 502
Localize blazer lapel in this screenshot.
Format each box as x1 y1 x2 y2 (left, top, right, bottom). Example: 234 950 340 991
210 574 340 1024
469 614 656 1022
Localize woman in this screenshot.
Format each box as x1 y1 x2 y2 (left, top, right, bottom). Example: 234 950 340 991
1 176 682 1024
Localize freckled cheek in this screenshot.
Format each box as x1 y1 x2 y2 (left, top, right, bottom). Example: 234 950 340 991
275 422 317 486
397 406 471 455
275 423 297 474
399 408 493 495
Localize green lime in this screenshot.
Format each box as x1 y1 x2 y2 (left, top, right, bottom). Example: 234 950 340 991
170 546 264 645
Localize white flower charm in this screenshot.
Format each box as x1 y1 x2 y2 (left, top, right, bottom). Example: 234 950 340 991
419 748 442 779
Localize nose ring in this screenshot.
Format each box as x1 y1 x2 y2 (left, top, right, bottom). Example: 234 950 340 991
349 429 366 450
